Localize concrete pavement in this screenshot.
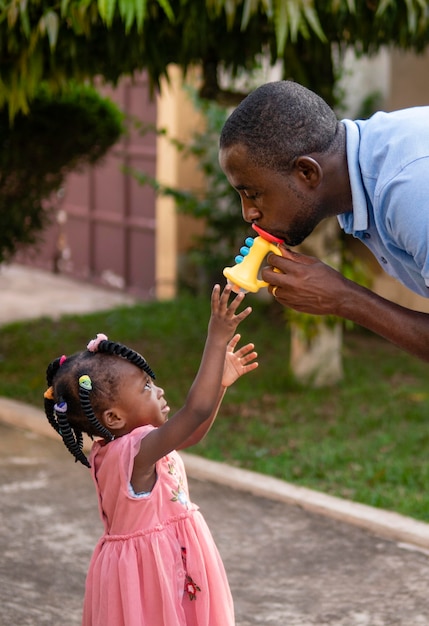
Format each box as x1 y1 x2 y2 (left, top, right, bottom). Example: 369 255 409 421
0 263 136 326
2 262 429 625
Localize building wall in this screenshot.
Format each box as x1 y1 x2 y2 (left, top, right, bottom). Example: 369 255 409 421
387 48 429 111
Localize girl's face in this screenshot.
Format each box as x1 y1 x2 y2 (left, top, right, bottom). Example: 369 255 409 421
106 360 170 433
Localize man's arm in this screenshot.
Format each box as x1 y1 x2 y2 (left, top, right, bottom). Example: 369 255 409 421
263 249 429 361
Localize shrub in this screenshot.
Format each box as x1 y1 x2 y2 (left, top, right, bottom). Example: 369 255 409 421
0 84 124 263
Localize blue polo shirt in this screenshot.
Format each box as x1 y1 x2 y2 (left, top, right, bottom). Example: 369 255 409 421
337 107 429 297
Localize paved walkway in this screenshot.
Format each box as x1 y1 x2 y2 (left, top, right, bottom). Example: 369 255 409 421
0 263 136 325
2 263 429 625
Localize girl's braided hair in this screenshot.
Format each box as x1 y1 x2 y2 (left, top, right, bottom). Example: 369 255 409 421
43 334 156 468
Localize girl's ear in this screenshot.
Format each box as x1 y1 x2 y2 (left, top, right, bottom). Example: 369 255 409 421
294 156 323 188
103 409 126 431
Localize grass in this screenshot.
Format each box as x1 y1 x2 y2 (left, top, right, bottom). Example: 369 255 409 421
1 294 429 522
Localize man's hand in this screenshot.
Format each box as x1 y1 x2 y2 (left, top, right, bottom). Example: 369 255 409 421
262 248 348 316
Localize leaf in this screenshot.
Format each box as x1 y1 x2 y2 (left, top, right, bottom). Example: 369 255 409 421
240 0 260 29
60 0 70 16
220 0 237 29
98 0 116 26
118 0 135 31
44 10 60 50
286 0 302 42
302 3 326 43
7 2 19 29
375 0 394 17
156 0 174 22
134 0 147 32
19 0 30 37
272 0 289 52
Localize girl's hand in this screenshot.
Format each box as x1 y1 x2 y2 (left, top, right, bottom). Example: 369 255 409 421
222 333 258 387
208 284 252 340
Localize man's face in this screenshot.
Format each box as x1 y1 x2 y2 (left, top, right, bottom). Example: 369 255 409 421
219 143 324 247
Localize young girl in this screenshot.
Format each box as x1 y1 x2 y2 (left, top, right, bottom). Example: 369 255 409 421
43 284 258 626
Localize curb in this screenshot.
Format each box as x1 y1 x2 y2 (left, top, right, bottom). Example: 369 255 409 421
2 396 429 551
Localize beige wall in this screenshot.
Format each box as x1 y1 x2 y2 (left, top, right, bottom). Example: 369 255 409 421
155 66 205 299
387 49 429 111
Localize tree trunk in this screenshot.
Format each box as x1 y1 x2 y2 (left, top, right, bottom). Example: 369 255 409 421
289 218 343 387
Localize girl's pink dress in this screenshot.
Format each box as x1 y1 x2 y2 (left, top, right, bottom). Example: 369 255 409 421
82 425 234 626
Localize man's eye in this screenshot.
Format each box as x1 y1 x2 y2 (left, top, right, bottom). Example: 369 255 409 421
244 190 259 200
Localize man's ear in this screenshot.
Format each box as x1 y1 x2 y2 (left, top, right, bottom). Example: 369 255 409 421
294 156 323 188
103 408 126 432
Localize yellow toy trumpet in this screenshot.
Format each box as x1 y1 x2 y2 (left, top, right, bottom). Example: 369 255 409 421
223 224 283 293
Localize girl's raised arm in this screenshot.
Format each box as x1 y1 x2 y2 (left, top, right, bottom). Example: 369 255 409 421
134 285 252 471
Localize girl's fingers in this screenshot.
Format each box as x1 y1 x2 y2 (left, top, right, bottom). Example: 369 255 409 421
227 334 241 351
237 342 255 353
212 283 251 323
242 351 257 363
248 359 258 369
235 306 252 321
219 284 244 308
211 283 222 307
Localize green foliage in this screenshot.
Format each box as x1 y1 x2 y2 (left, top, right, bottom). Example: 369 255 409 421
97 0 174 29
2 299 429 521
317 0 429 53
0 83 124 263
0 0 296 116
207 0 325 52
278 0 429 107
2 0 429 116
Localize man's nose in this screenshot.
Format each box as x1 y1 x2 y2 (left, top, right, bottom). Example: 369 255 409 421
241 198 261 223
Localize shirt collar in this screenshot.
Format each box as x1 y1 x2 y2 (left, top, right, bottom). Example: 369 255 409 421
338 119 369 233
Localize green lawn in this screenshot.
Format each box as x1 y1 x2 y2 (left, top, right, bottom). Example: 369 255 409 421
1 294 429 521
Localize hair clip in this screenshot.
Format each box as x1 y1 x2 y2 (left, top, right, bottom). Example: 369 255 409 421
79 374 93 391
87 333 108 353
44 386 54 400
54 401 67 414
59 355 67 366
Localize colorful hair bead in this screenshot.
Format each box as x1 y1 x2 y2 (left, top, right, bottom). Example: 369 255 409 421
44 386 54 400
54 401 67 414
79 375 93 391
87 333 108 353
78 373 114 441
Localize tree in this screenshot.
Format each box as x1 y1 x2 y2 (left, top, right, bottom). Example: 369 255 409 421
0 0 321 116
1 1 429 117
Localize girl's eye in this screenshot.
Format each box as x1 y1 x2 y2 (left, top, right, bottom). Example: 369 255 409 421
144 380 152 391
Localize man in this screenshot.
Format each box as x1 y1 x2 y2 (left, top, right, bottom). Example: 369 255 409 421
218 80 429 362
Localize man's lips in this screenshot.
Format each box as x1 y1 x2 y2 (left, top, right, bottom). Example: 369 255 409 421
252 223 284 244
